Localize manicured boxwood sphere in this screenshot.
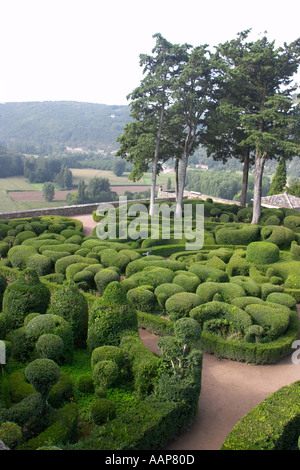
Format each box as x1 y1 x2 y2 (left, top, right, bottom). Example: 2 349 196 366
0 422 22 449
94 269 120 295
35 333 64 362
25 358 61 400
92 360 119 390
165 293 202 321
91 345 124 369
246 241 280 265
25 313 74 364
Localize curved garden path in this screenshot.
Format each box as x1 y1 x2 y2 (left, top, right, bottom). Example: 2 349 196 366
74 213 300 450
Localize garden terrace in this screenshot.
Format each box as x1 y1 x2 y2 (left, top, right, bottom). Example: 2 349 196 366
0 198 300 450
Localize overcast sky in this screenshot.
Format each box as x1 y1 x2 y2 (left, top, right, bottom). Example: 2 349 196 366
1 0 299 106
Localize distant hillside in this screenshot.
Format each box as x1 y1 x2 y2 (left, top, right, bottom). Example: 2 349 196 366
0 101 131 153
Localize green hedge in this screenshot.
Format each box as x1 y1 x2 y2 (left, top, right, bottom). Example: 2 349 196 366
120 333 161 397
137 312 175 336
199 310 298 364
246 242 279 265
221 381 300 450
215 225 260 245
17 403 78 450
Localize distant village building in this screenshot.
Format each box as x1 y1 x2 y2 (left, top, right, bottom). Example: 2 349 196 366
261 191 300 211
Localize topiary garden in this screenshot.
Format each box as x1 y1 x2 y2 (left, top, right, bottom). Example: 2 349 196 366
0 200 299 450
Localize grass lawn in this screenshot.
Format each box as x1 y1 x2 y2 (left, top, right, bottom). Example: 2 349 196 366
71 168 175 187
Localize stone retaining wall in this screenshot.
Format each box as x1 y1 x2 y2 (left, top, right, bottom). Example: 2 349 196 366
0 197 177 220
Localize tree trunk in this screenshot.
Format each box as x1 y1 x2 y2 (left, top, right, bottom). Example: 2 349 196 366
240 147 250 207
174 157 179 201
176 128 193 218
150 105 165 217
251 151 267 224
176 149 189 218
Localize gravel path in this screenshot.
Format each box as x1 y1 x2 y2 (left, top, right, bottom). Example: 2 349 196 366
74 212 300 450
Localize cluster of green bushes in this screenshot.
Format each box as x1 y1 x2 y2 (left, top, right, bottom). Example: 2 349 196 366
1 205 300 451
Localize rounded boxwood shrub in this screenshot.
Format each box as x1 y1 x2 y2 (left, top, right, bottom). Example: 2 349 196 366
190 301 252 334
284 274 300 289
260 282 284 301
244 304 290 340
189 263 229 283
261 225 295 249
2 393 47 440
172 273 200 293
127 286 158 312
2 268 51 331
73 269 96 291
55 255 88 275
205 256 227 271
218 282 246 302
120 277 138 292
87 282 138 352
27 254 52 276
0 422 22 449
91 345 124 370
90 398 116 426
99 248 134 272
266 292 297 309
154 283 186 309
25 359 61 401
41 250 71 266
14 230 37 245
25 313 74 364
230 276 261 298
40 243 82 255
231 296 265 309
94 269 120 295
129 266 175 289
36 334 64 362
47 283 88 349
196 282 222 303
291 241 300 260
283 215 300 232
246 241 279 265
215 225 260 245
264 215 281 226
65 262 90 281
0 241 10 257
165 292 202 321
92 360 119 390
7 245 37 270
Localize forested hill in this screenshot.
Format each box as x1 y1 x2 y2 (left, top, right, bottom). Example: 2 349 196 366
0 101 131 153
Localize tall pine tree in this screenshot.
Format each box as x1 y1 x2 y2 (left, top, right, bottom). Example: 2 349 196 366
268 157 287 195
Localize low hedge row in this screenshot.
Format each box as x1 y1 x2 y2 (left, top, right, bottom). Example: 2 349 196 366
221 381 300 450
17 402 78 450
199 310 299 364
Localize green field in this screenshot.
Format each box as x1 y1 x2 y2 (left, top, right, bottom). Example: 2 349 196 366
70 168 175 187
0 170 176 213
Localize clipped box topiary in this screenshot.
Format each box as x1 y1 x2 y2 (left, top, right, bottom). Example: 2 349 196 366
246 241 279 265
87 282 138 352
2 268 50 331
